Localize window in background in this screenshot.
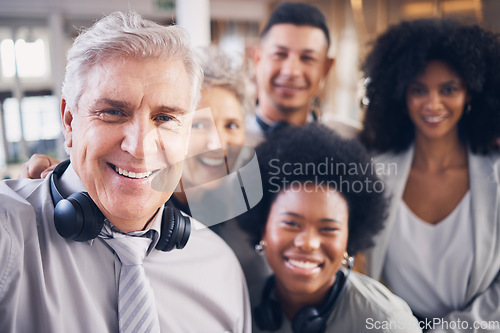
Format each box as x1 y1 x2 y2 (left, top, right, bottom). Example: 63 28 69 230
0 26 56 165
0 28 51 79
4 96 60 141
3 95 60 161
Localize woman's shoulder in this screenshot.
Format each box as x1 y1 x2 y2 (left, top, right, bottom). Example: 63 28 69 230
468 148 500 180
345 272 409 309
331 272 422 332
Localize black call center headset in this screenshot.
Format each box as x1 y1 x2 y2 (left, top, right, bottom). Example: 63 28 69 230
254 258 354 333
50 160 191 251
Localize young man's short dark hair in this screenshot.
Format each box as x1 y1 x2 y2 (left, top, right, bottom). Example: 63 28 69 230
260 2 330 48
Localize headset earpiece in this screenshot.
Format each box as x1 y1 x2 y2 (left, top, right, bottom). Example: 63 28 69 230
51 160 191 250
155 206 191 252
291 306 326 333
54 192 104 242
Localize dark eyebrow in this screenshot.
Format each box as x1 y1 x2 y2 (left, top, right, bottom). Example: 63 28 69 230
320 218 342 224
274 45 318 55
275 45 288 50
410 80 461 87
301 49 318 55
439 80 461 87
280 212 342 224
280 212 304 218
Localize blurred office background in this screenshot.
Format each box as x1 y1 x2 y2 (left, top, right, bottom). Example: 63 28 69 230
0 0 496 178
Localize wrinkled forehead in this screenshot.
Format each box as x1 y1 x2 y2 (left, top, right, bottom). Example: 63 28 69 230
84 55 192 83
75 58 192 118
81 56 192 100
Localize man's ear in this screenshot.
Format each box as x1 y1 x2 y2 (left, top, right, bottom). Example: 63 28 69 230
317 57 335 92
251 45 262 67
323 57 335 78
60 99 73 148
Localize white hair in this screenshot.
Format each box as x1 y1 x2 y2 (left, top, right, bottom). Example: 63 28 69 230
62 11 203 113
195 45 254 114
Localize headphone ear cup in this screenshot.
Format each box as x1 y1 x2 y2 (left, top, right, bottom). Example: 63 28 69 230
254 298 283 331
291 270 348 333
156 206 191 252
54 192 104 242
292 306 326 333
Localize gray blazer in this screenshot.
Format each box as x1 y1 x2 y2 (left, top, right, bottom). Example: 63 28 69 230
365 146 500 332
251 271 422 333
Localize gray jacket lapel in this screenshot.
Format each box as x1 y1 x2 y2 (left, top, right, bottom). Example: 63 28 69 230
465 152 500 302
366 146 414 280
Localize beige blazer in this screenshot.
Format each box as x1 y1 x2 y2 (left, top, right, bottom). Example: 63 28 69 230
365 145 500 332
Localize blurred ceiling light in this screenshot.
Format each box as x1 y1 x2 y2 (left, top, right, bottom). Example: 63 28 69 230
403 0 482 19
402 1 437 17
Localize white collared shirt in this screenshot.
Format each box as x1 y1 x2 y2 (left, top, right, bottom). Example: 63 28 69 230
0 166 251 332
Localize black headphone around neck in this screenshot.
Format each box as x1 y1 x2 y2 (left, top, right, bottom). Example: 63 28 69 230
50 160 191 251
254 265 352 333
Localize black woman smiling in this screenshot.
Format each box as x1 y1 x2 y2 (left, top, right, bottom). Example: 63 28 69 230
240 123 421 333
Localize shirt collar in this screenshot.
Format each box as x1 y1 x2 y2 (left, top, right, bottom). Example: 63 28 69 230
254 107 319 131
96 209 162 255
58 163 85 196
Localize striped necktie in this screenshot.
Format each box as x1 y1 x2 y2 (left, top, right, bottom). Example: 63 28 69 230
102 234 161 333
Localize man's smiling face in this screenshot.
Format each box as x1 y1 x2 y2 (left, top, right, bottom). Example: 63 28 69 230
253 24 332 116
62 57 192 232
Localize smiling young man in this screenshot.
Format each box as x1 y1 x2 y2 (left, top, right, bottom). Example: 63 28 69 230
0 12 250 333
246 2 359 146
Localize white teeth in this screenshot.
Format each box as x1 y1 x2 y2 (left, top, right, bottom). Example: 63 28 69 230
288 259 319 270
199 157 225 167
115 166 152 179
118 167 128 177
277 85 303 90
424 115 446 123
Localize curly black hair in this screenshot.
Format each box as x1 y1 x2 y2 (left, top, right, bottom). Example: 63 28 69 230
238 123 388 255
359 18 500 154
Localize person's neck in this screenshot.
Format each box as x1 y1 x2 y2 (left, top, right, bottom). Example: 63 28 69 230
257 96 309 126
275 278 334 320
107 210 158 234
412 132 467 172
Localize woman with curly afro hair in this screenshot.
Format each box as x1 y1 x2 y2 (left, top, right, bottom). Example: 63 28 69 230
360 18 500 327
240 123 421 333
